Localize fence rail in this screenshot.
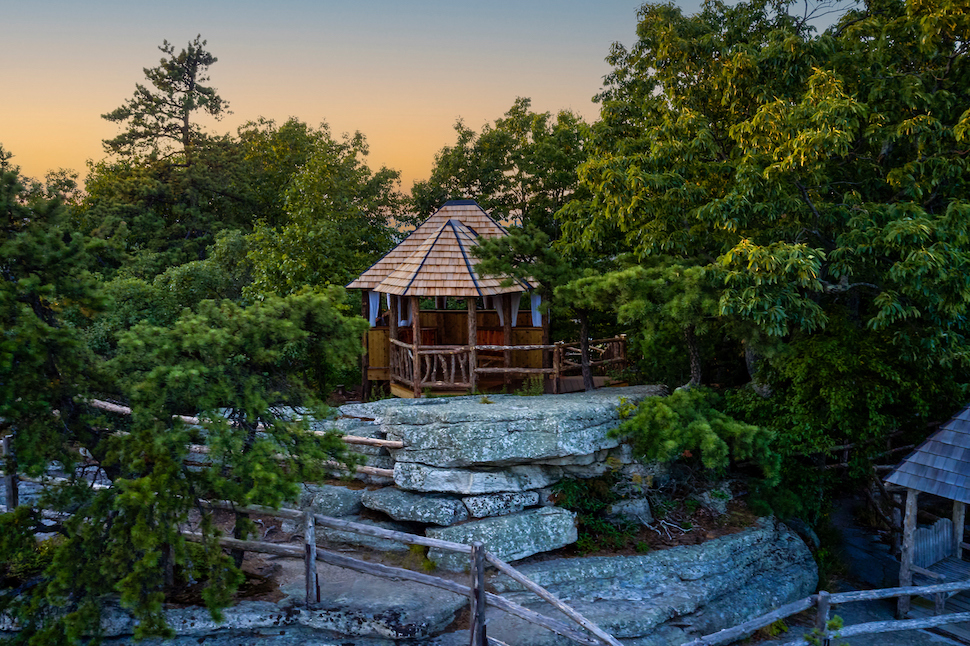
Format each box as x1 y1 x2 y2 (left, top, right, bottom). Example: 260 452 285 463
195 501 620 646
683 578 970 646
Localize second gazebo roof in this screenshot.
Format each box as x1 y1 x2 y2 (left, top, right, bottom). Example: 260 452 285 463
374 219 535 298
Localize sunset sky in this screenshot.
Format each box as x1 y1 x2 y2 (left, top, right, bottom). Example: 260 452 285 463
2 0 713 191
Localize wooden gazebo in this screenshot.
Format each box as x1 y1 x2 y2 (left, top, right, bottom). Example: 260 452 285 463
348 200 627 398
885 403 970 617
349 200 542 398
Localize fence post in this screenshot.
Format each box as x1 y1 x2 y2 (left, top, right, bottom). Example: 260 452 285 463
552 342 562 394
2 435 17 510
469 542 487 646
304 509 318 607
815 590 830 646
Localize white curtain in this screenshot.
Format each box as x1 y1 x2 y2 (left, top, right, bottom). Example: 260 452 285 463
510 293 522 328
399 297 411 326
368 291 380 327
495 295 504 327
531 293 542 327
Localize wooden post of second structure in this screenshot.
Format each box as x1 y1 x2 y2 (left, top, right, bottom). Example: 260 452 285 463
954 500 966 560
815 590 830 645
2 435 17 510
304 509 318 606
411 296 422 398
898 488 918 618
469 542 487 646
467 298 478 393
502 295 513 389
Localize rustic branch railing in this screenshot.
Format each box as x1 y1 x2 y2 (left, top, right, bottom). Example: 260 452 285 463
81 399 397 479
388 335 628 394
193 501 621 646
683 578 970 646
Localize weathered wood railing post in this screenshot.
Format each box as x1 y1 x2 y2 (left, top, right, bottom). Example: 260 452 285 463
898 487 918 618
552 342 562 394
304 508 318 606
2 435 18 510
469 541 487 646
815 590 830 646
468 297 478 393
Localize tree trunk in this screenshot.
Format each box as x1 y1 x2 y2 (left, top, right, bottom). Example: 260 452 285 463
580 311 594 392
684 324 702 388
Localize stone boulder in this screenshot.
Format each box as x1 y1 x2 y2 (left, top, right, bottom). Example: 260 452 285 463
462 491 539 518
384 386 663 469
427 507 577 571
362 487 468 526
486 518 817 645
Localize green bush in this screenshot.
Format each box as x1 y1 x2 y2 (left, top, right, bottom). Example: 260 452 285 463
610 387 779 484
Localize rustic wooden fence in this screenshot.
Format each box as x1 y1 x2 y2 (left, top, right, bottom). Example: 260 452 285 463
191 501 622 646
389 335 628 394
683 579 970 646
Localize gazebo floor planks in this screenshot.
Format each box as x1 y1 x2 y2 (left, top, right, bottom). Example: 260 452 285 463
910 594 970 642
908 557 970 643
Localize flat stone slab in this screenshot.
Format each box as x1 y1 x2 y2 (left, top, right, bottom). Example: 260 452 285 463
427 507 577 571
384 386 663 468
362 487 468 526
395 462 563 494
487 519 817 645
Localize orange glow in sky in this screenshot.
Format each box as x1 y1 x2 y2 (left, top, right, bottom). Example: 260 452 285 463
2 1 688 192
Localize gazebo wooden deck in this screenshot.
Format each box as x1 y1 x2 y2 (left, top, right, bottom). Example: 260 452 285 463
347 200 626 398
885 403 970 636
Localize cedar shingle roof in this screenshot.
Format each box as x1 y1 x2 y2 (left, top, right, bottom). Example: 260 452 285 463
347 200 507 291
373 219 535 297
886 404 970 503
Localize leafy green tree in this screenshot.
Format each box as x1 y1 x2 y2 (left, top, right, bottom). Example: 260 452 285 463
411 97 591 236
247 128 404 296
0 145 104 482
102 35 228 161
83 37 251 275
1 289 366 643
557 0 970 512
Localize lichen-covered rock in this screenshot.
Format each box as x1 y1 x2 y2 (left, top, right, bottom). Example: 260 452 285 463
384 386 663 468
427 507 577 571
394 462 563 494
462 491 539 518
487 518 817 645
298 484 365 517
362 487 468 526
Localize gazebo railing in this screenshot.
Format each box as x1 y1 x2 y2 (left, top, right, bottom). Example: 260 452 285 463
389 336 627 394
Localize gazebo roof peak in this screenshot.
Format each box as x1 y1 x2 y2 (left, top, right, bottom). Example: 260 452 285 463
347 200 506 291
373 218 534 298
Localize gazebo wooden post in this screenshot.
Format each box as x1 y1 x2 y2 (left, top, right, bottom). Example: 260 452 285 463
411 296 421 398
897 487 919 618
502 294 513 389
389 296 398 385
361 291 371 401
468 298 478 393
954 500 966 559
